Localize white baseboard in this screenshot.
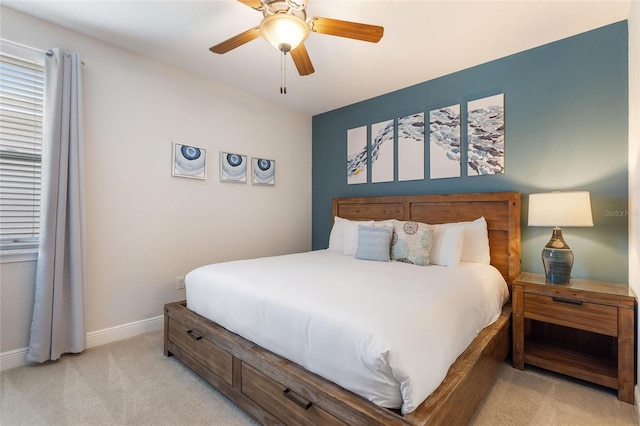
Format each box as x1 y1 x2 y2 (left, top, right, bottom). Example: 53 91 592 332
635 386 639 419
0 315 163 372
0 347 31 372
86 315 163 348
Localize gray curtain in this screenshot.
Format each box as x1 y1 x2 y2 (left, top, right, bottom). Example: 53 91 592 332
27 48 86 363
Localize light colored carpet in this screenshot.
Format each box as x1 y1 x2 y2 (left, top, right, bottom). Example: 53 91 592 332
469 363 638 426
1 331 637 425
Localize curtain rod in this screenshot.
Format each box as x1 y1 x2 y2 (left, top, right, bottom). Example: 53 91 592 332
44 49 85 67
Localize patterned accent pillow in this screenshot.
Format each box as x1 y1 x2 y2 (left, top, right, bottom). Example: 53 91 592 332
391 220 435 266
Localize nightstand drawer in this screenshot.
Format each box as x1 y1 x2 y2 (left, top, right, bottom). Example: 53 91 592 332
523 293 617 336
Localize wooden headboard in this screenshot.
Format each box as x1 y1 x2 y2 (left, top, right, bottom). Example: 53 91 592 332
332 192 521 283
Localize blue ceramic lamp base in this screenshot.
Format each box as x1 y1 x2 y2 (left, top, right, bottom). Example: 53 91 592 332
542 228 574 285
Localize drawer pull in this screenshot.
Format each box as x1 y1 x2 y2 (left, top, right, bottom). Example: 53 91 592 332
283 388 312 410
186 329 202 340
552 297 583 306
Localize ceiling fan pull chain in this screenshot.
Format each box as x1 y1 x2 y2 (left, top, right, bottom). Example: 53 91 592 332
280 51 287 94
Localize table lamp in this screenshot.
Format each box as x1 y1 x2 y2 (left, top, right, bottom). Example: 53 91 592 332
528 191 593 284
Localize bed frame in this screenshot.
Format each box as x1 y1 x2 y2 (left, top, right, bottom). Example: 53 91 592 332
164 191 521 425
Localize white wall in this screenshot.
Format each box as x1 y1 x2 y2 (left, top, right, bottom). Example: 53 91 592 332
0 7 312 356
628 0 640 407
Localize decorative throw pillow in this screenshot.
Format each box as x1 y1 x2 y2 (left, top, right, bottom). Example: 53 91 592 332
342 219 375 256
355 225 393 262
430 224 465 267
390 220 435 266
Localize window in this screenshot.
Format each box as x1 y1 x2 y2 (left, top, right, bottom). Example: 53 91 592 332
0 50 44 253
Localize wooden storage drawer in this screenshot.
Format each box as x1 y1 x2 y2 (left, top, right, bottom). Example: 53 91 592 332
241 362 347 426
168 318 233 385
523 293 617 336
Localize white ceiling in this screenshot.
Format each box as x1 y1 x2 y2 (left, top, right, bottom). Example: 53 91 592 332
2 0 632 116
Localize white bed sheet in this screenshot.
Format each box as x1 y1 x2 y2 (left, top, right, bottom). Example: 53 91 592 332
185 250 509 415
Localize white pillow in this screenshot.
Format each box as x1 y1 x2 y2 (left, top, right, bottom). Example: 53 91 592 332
328 216 346 251
461 217 491 264
328 217 374 251
340 219 375 255
374 219 395 227
430 224 464 267
433 217 491 264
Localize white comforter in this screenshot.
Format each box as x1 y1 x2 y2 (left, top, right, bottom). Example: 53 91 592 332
185 250 509 414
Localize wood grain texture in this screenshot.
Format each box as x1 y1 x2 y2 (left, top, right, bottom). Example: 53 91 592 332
512 273 636 404
165 191 523 425
168 318 233 385
165 301 512 426
309 17 384 43
526 321 616 356
523 293 618 336
516 272 634 300
237 0 263 10
290 43 315 76
242 363 347 425
209 27 260 54
618 306 635 403
512 285 525 369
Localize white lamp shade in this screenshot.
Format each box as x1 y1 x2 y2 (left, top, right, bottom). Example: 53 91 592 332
528 191 594 227
259 14 310 51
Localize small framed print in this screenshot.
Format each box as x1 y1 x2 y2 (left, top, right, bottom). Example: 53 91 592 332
252 158 275 186
172 142 206 179
220 152 247 183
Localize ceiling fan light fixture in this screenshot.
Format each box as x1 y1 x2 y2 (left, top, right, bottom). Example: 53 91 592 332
260 14 309 52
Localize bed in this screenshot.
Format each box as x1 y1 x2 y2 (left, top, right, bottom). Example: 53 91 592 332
164 191 521 425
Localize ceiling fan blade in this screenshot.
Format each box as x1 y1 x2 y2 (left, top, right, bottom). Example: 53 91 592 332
209 27 260 54
309 17 384 43
237 0 263 10
290 43 315 76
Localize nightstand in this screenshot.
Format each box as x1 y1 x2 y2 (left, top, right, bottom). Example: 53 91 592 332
512 272 636 404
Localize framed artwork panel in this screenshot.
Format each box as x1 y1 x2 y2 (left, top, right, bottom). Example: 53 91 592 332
398 113 424 181
467 93 505 176
430 104 461 179
371 119 394 183
347 125 367 185
172 142 206 180
220 151 247 183
252 157 275 185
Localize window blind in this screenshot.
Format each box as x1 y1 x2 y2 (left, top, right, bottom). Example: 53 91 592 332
0 52 44 251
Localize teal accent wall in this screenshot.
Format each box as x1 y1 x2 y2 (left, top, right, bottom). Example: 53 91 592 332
312 21 629 283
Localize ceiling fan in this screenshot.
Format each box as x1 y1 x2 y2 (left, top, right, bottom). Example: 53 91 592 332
209 0 384 77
